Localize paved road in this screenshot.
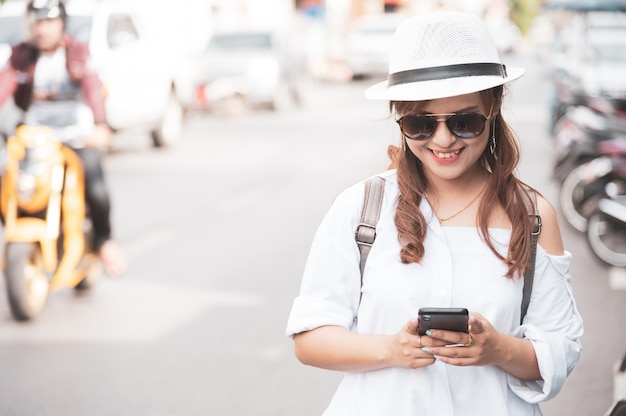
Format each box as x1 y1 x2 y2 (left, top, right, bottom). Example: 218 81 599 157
0 50 623 415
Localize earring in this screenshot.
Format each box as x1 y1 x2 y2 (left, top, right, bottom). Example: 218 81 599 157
489 120 497 160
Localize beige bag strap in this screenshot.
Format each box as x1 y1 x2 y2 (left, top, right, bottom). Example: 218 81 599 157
355 176 386 283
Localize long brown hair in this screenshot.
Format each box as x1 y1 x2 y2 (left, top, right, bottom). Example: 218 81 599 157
388 86 537 279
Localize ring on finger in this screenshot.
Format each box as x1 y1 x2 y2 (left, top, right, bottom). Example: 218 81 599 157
464 334 474 347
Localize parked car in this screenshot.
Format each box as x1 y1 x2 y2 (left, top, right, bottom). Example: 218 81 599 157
0 0 186 148
548 19 626 133
191 30 304 112
345 13 406 80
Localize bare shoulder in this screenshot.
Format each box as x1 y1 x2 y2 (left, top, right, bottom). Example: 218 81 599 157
535 194 565 256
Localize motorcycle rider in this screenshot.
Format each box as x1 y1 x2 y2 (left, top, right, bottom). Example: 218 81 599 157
0 0 127 277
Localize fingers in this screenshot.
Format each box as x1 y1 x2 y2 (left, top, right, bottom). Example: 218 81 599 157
468 314 484 334
420 329 468 347
422 315 492 366
405 317 419 335
420 341 475 366
394 319 437 368
397 315 491 368
403 343 436 369
418 327 476 364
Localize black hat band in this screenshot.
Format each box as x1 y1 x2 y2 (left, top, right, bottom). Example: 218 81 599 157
388 63 507 87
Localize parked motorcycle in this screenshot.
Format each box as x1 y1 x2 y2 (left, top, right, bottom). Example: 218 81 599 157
607 400 626 416
606 352 626 415
554 96 626 232
585 192 626 267
0 123 101 321
559 137 626 232
553 104 614 183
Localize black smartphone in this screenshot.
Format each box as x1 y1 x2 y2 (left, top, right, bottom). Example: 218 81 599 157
417 307 469 336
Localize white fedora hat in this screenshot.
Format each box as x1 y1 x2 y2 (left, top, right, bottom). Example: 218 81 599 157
365 11 525 101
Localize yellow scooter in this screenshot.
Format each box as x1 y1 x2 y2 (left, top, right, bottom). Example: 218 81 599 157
0 125 101 321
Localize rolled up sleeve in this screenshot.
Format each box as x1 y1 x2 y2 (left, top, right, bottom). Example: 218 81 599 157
286 184 364 338
508 249 584 402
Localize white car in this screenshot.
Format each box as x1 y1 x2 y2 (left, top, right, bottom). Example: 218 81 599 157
345 13 407 79
193 30 304 112
0 0 186 148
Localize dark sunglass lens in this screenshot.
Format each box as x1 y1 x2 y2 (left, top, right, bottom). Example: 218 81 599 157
401 116 436 140
447 114 486 138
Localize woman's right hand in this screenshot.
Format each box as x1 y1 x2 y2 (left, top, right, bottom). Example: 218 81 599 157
387 317 437 369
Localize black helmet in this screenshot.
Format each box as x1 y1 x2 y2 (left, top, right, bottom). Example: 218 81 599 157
26 0 67 23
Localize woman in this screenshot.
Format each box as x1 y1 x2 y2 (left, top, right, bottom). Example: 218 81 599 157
286 11 583 416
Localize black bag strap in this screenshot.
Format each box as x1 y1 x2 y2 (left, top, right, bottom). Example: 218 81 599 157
521 191 542 325
355 177 540 326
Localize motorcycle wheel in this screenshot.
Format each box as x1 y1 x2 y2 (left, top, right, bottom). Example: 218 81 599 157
559 165 603 232
586 210 626 267
3 242 50 321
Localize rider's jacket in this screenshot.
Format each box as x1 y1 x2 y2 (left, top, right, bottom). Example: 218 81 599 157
0 35 106 125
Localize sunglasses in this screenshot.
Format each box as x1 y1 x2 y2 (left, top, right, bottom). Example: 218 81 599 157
396 103 494 141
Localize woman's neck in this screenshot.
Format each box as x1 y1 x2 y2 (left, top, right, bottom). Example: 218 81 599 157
423 169 490 223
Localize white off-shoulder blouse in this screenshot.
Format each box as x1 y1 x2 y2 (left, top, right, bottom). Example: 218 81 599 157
286 170 583 416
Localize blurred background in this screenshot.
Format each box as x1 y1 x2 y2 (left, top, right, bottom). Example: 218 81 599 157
0 0 625 415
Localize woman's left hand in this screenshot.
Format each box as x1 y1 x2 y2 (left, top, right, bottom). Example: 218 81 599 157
420 312 502 367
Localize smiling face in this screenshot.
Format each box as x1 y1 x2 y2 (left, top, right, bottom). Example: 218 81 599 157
396 92 494 185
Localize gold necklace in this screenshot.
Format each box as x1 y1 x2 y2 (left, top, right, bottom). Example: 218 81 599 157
436 185 486 223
